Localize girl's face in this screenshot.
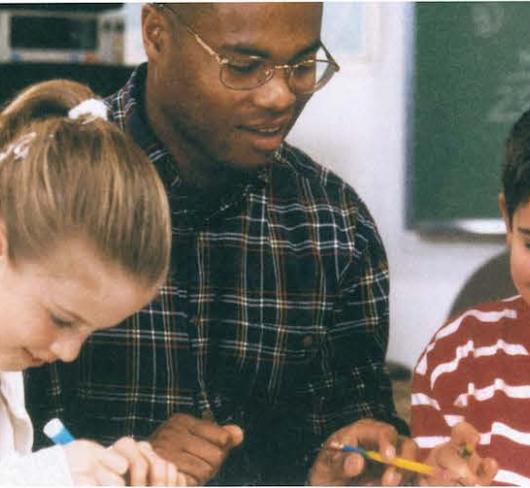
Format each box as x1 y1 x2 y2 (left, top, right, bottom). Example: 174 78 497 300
0 237 156 371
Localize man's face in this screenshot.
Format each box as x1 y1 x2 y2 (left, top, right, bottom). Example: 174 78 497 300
148 3 323 170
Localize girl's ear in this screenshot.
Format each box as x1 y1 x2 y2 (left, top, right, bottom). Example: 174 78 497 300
498 192 513 247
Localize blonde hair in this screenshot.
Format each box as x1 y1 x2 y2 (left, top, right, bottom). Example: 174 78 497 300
0 79 171 288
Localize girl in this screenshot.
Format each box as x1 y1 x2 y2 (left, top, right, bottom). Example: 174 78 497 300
0 79 184 486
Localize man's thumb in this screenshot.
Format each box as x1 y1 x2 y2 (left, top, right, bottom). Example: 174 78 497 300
222 424 244 447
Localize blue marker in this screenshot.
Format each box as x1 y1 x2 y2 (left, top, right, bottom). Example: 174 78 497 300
43 418 75 445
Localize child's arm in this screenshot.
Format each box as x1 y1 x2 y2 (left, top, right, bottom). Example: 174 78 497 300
0 438 185 485
0 445 73 485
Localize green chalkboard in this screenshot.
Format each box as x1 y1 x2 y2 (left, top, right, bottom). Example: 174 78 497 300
412 2 530 233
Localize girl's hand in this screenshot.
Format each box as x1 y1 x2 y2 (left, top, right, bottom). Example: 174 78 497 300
63 437 186 486
63 439 129 485
111 436 186 486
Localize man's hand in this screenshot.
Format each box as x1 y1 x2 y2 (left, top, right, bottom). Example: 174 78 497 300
420 422 498 486
309 418 417 486
149 413 244 486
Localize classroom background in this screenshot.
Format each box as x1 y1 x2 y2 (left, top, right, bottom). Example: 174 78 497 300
0 3 515 378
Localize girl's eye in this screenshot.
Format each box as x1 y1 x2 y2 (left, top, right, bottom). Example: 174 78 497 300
51 315 74 329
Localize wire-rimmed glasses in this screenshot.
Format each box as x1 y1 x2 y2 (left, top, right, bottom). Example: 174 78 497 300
159 4 340 95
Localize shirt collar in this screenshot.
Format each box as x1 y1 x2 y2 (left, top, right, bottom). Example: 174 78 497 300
114 63 273 223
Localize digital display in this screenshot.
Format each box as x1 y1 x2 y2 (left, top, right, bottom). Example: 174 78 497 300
10 16 98 50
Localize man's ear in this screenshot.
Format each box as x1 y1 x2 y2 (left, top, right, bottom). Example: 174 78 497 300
141 4 170 61
498 192 513 247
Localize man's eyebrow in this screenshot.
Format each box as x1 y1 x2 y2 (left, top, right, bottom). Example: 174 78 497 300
220 39 322 61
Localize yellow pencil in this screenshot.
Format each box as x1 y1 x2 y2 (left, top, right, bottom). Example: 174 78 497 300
328 442 434 476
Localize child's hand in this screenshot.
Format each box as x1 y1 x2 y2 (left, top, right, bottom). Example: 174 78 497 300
111 436 186 486
419 422 498 486
63 439 129 485
63 437 186 486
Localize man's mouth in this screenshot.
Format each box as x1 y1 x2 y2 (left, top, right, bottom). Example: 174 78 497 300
239 122 288 152
245 126 283 135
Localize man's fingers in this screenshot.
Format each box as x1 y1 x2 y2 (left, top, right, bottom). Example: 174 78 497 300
182 435 226 467
174 450 217 483
375 423 398 460
380 438 417 487
381 466 401 486
189 420 235 449
338 419 398 460
310 419 406 486
390 436 418 486
343 452 365 479
222 424 244 447
161 413 242 451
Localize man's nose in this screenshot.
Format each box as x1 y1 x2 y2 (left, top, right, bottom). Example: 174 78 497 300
252 67 297 113
50 332 86 363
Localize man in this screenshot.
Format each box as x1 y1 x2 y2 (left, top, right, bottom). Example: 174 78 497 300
26 3 413 485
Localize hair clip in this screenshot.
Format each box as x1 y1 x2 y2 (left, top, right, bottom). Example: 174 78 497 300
68 98 108 123
0 131 37 163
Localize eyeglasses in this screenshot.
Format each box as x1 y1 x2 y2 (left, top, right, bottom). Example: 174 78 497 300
159 4 340 95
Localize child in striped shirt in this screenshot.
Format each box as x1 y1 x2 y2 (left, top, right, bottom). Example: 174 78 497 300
412 107 530 486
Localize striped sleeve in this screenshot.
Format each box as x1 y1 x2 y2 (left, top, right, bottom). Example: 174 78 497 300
411 306 519 455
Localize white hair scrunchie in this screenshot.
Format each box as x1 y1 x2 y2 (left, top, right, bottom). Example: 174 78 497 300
68 98 108 122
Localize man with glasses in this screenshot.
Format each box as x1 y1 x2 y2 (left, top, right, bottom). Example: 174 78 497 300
26 3 413 485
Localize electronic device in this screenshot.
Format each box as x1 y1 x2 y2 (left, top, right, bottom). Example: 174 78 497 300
0 6 125 64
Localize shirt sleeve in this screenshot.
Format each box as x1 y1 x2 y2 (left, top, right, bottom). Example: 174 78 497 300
0 445 73 485
309 218 406 434
410 332 455 460
24 362 69 450
257 204 408 484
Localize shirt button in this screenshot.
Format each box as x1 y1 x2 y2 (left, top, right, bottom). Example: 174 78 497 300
201 409 215 421
302 335 314 348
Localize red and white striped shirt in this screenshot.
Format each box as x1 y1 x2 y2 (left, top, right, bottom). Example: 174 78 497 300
411 295 530 486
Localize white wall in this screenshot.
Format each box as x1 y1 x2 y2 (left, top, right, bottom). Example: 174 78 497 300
123 3 507 370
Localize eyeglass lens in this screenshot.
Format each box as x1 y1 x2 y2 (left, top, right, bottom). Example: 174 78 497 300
220 46 337 94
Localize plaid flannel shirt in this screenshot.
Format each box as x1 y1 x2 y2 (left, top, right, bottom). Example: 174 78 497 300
25 64 406 485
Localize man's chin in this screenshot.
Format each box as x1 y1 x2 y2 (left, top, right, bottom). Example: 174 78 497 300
228 147 279 172
220 155 271 179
